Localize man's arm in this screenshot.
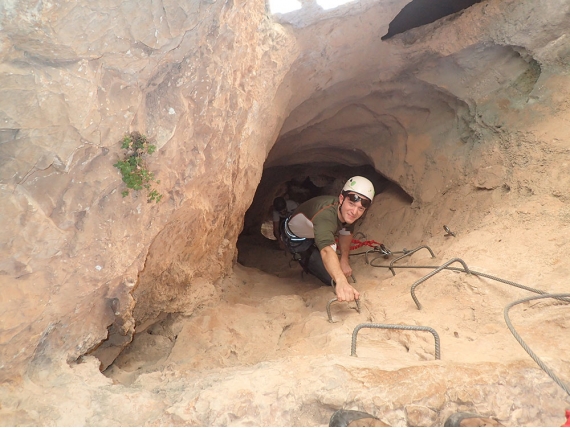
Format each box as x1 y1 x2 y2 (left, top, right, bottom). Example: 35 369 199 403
338 233 353 278
273 221 285 249
320 246 360 302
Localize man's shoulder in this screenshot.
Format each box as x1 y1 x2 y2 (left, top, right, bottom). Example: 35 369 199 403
309 195 337 205
307 196 338 218
295 195 337 214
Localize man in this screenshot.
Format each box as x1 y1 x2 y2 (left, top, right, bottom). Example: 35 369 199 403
280 176 375 302
272 196 299 245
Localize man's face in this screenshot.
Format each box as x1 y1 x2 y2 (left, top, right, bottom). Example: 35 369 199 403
338 192 370 224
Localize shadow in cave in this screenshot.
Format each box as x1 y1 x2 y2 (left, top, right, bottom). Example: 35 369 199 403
236 163 393 277
382 0 483 40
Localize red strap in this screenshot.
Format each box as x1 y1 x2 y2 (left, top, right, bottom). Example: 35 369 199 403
350 239 382 250
336 237 382 251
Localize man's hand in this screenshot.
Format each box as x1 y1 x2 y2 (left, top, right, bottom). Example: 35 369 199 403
321 245 359 302
335 279 360 302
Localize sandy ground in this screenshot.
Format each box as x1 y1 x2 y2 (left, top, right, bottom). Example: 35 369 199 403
1 184 568 426
98 183 570 426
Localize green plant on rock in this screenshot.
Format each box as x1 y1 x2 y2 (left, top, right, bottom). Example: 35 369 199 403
113 132 163 203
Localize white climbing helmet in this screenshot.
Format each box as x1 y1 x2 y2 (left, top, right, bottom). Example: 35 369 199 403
342 176 375 201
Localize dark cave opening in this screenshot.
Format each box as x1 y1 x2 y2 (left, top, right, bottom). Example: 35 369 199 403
382 0 483 40
240 162 390 238
236 161 400 272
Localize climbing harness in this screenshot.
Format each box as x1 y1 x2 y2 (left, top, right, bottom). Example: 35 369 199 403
281 217 313 254
281 216 313 270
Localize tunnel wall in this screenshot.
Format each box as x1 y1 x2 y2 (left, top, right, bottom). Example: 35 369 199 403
2 0 570 381
0 0 299 379
271 0 570 207
267 80 478 204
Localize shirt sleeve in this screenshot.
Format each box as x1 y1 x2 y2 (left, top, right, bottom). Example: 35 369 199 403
312 210 338 251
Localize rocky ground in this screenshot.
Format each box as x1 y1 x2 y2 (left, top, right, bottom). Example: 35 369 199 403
2 0 570 425
2 182 568 426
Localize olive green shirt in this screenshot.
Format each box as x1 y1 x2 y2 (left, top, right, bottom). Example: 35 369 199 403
288 195 354 251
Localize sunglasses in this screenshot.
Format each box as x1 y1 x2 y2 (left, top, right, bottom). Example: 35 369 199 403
344 192 371 209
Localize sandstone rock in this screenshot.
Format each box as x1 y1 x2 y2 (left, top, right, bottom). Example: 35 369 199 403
1 0 570 425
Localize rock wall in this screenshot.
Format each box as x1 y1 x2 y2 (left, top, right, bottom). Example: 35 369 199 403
0 0 298 380
269 0 570 206
2 0 570 390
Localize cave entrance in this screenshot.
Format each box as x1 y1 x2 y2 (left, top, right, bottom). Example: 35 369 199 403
236 161 395 275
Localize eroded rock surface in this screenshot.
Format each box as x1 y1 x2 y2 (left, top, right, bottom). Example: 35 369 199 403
1 0 570 425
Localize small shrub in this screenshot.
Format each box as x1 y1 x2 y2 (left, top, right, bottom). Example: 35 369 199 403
113 132 163 203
